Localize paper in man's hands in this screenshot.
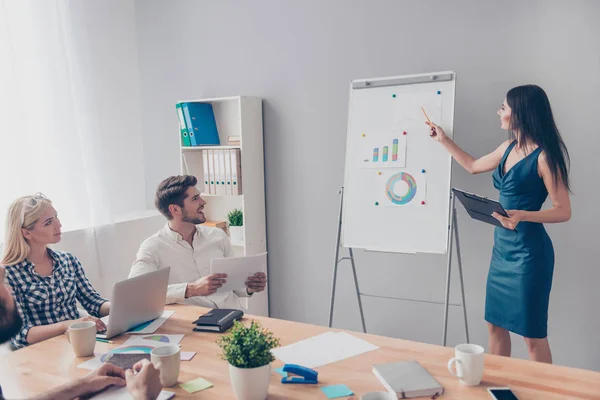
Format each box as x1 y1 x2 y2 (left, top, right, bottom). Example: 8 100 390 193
210 252 267 293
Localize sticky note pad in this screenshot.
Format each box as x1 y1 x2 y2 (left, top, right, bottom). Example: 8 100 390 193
274 367 287 377
321 384 354 398
180 351 196 361
179 377 213 394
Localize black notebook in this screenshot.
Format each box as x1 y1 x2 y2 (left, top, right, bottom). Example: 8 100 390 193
192 309 244 333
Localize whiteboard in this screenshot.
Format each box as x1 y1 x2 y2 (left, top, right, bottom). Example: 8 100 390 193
341 72 456 254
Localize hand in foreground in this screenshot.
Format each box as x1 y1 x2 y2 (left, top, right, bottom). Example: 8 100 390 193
126 359 163 400
78 363 126 397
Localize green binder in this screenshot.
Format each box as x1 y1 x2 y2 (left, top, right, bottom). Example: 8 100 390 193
176 103 192 146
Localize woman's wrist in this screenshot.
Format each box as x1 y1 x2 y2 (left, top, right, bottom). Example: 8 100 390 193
516 210 529 222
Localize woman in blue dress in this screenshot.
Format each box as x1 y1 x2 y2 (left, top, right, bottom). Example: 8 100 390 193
428 85 571 363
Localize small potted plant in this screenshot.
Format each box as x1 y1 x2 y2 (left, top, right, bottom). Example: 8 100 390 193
217 320 280 400
227 208 244 246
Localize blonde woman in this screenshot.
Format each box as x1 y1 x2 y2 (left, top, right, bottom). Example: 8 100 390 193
1 193 110 349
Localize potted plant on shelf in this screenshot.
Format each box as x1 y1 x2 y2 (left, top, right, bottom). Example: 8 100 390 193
227 208 244 246
217 320 280 400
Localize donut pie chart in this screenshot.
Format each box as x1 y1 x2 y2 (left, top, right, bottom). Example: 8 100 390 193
386 172 417 205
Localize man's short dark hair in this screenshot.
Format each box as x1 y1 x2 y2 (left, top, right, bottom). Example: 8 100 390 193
0 296 22 345
155 175 198 219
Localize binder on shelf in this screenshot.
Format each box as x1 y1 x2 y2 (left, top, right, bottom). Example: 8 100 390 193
224 149 232 195
207 149 216 194
181 102 220 146
181 103 198 146
176 103 191 147
202 150 210 194
230 149 242 195
215 150 223 195
219 150 227 196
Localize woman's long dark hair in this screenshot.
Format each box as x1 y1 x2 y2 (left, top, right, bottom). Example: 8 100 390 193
507 85 571 192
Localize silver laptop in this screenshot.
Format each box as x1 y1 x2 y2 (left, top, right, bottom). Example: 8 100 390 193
97 268 170 339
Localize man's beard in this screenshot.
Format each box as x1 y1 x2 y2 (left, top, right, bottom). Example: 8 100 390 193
182 208 205 225
0 306 23 345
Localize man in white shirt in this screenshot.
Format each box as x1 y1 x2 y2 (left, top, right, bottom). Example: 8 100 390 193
129 175 267 309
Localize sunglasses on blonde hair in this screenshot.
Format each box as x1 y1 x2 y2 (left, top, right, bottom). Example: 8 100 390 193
20 192 50 227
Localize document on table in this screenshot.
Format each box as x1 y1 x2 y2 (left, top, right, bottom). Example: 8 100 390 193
99 310 174 335
92 386 174 400
271 332 379 368
210 252 267 293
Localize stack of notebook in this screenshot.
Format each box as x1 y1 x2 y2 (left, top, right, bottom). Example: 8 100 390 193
192 309 244 333
372 360 444 399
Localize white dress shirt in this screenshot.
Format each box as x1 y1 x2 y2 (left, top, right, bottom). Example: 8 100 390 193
129 223 250 309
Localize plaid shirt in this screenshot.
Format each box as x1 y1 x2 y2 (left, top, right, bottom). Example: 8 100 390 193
4 249 107 349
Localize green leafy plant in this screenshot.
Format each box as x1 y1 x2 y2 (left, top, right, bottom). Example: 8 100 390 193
217 320 280 369
227 208 244 227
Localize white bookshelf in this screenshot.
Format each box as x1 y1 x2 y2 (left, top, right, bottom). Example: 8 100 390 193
179 96 268 316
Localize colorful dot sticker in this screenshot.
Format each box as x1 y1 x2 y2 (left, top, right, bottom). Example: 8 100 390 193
421 169 426 173
403 131 407 135
437 90 441 95
375 202 379 206
386 172 417 205
392 94 397 98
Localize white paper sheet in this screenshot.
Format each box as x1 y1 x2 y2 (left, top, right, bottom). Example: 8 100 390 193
210 252 267 293
271 332 379 368
125 334 184 345
92 386 174 400
124 310 174 334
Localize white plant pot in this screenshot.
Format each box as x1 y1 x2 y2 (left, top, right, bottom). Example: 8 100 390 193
229 363 271 400
229 225 244 246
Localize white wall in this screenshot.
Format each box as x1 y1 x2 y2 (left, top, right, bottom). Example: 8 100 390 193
133 0 600 371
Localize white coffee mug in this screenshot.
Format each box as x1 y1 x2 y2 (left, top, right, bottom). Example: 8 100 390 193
66 321 96 357
447 343 485 386
151 345 180 387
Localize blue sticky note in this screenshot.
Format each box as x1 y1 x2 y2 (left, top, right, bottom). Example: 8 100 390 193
274 367 287 377
321 384 354 399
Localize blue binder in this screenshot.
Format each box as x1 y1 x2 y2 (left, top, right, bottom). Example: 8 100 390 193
181 102 220 146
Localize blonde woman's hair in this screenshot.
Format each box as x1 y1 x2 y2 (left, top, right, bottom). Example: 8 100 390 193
1 194 53 266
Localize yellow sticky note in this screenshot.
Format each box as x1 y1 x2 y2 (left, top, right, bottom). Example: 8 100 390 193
179 377 213 394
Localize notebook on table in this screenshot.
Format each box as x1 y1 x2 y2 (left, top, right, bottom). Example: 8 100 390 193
192 309 243 333
372 360 444 399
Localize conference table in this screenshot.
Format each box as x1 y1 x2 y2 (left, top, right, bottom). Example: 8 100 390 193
0 304 599 399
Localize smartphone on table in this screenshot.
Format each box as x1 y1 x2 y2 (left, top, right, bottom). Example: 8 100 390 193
488 387 519 400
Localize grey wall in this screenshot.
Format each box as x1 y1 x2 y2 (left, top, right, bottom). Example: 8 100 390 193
135 0 600 371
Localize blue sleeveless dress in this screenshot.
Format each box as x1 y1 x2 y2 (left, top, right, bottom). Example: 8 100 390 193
485 141 555 339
